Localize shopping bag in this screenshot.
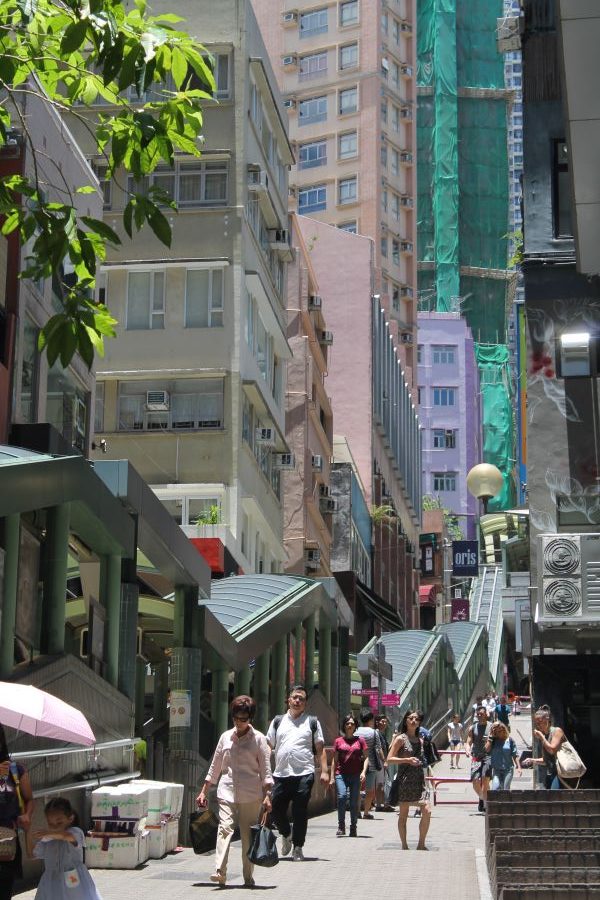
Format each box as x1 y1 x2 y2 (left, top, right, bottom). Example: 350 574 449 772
556 739 586 788
246 815 279 868
189 808 218 855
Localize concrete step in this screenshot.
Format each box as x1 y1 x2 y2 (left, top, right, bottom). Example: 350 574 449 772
497 868 600 886
500 889 600 900
494 836 600 854
487 813 600 831
496 851 600 869
487 801 600 817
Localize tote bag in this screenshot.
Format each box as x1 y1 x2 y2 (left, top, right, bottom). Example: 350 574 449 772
556 739 586 787
247 817 279 868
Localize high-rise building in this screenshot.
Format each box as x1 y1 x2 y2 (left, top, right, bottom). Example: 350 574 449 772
252 0 418 384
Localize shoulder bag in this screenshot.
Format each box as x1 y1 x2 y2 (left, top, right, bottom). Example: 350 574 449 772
556 738 586 788
247 813 279 868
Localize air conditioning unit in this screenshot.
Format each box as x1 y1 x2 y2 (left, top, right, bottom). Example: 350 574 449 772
146 389 170 410
312 454 323 471
319 483 329 498
255 427 276 445
319 330 334 345
400 195 414 208
319 497 338 514
400 285 413 298
400 64 413 77
497 15 522 52
248 168 268 191
400 107 413 119
309 295 322 310
400 21 413 33
400 240 413 253
282 54 298 67
268 228 289 248
536 534 594 623
274 452 295 469
400 332 413 344
381 57 389 71
283 98 297 109
305 547 321 568
282 10 297 24
400 151 413 163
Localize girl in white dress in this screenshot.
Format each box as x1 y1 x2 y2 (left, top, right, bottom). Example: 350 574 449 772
30 798 102 900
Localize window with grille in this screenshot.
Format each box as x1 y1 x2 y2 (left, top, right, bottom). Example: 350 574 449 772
433 387 456 407
433 472 457 492
432 344 457 365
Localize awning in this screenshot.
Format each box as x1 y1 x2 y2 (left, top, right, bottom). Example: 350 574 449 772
419 584 437 606
356 581 404 631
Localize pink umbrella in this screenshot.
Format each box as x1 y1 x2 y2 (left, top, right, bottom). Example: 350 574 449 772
0 682 95 746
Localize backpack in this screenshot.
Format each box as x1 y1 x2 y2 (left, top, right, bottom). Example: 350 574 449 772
272 714 319 755
0 763 23 827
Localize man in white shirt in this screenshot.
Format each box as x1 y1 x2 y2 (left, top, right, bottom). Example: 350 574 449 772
267 684 328 861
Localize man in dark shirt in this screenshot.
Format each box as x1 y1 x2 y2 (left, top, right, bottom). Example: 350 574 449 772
374 715 393 811
466 705 492 812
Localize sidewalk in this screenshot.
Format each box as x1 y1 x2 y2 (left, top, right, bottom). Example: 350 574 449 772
17 713 533 900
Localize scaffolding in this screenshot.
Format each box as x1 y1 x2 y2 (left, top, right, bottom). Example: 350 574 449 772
417 0 515 509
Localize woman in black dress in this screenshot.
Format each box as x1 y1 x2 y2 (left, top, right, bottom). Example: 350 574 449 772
386 710 431 850
0 725 34 899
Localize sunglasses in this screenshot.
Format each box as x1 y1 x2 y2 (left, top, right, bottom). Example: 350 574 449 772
233 716 250 723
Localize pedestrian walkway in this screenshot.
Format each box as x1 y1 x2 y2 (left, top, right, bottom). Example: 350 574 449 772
17 713 533 900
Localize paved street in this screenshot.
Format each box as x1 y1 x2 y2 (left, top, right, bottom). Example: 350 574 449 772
17 714 533 900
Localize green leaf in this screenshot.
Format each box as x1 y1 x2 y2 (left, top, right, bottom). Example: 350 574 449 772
147 205 171 246
1 211 20 235
123 200 134 238
61 20 88 55
81 216 120 244
170 46 187 89
76 185 97 194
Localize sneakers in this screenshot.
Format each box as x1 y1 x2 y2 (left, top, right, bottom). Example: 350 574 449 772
292 846 305 861
244 878 256 888
450 764 455 769
362 812 374 820
349 825 357 837
281 835 293 857
478 798 486 813
210 872 226 886
336 826 345 836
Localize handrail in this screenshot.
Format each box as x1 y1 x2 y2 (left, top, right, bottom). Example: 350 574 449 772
12 737 139 761
486 567 500 634
32 770 141 799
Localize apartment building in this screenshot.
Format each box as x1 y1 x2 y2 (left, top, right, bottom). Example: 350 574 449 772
74 0 294 575
282 212 335 576
253 0 418 382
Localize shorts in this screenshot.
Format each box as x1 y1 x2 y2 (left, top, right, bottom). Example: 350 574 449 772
364 769 377 790
375 768 385 787
470 757 492 782
451 740 461 747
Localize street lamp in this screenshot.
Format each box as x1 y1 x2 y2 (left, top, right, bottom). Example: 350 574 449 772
466 463 504 514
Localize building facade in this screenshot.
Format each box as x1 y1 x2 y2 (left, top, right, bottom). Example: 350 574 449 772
78 0 295 576
417 312 482 541
252 0 418 382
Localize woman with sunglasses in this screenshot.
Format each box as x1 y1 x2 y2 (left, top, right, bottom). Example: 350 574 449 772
329 714 368 837
197 695 272 887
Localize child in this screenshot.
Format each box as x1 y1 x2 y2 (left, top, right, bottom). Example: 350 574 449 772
447 714 464 769
29 797 102 899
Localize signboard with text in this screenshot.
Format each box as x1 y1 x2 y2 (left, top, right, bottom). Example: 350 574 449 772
451 598 470 622
452 540 479 576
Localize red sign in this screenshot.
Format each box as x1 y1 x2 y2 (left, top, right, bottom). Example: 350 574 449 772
381 693 400 706
351 688 379 697
451 598 470 621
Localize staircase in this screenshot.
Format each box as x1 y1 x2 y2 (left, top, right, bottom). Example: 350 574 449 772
470 565 504 686
487 790 600 898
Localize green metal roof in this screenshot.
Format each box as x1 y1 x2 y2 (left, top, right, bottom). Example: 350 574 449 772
435 622 486 679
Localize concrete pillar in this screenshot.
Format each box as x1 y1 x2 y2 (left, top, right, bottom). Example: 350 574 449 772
253 650 271 733
153 660 169 723
330 628 339 714
338 627 351 713
304 612 316 692
234 667 251 697
212 667 230 736
44 503 70 655
135 656 146 735
169 646 202 752
318 621 332 705
0 515 19 678
103 554 122 689
271 636 288 717
294 622 303 685
118 579 139 701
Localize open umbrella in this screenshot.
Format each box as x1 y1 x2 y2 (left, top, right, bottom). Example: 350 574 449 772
0 682 95 746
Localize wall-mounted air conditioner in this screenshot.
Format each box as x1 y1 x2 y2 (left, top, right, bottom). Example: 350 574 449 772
146 390 170 410
248 168 268 191
400 240 413 253
400 21 413 33
319 330 334 345
400 151 413 163
269 228 289 248
274 452 295 469
319 483 329 498
400 64 413 77
282 55 298 67
537 533 600 623
309 295 322 310
282 10 298 25
400 107 413 119
305 547 321 569
283 98 297 109
312 454 323 471
256 427 275 445
400 195 414 208
400 332 413 344
319 497 338 514
400 285 413 298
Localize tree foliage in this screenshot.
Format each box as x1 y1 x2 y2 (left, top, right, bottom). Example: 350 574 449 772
0 0 214 367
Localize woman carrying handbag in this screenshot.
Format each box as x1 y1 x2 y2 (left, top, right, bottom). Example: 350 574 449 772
197 695 273 887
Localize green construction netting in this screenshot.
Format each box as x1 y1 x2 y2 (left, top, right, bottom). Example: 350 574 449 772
475 344 515 511
459 276 507 345
417 97 435 263
417 269 436 312
417 0 435 86
456 0 506 90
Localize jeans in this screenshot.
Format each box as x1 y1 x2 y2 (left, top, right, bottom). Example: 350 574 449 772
335 773 360 828
490 768 514 791
271 773 315 848
546 773 562 790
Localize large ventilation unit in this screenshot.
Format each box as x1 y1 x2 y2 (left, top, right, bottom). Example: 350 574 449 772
537 533 600 622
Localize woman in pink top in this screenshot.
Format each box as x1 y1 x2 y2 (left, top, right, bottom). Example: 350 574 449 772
197 695 273 887
329 714 368 838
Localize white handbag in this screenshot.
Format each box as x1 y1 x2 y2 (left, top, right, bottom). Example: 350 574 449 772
556 739 586 788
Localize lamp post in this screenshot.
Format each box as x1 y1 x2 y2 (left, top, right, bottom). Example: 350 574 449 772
466 463 504 514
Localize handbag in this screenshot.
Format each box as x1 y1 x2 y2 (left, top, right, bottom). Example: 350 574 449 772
246 814 279 868
556 739 586 788
188 808 218 855
0 826 17 862
387 767 409 807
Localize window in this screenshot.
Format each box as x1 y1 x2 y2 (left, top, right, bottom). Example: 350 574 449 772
20 317 38 422
340 0 358 26
299 140 327 169
298 184 327 213
391 193 399 221
127 271 165 330
338 131 357 159
381 99 388 124
46 365 89 451
210 53 231 100
339 43 358 69
433 472 457 492
432 344 456 365
92 163 111 209
417 387 423 404
338 221 357 233
339 176 357 205
433 387 456 407
392 238 399 265
381 144 388 168
300 51 328 80
300 8 328 36
339 86 358 115
129 159 228 207
392 18 400 43
382 189 388 213
553 140 572 238
298 95 327 125
381 12 388 35
381 236 388 257
117 379 224 431
391 104 399 132
185 269 224 328
95 382 105 433
417 344 423 364
391 148 399 176
433 429 456 449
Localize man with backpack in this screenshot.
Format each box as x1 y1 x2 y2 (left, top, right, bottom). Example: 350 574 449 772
267 685 328 861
